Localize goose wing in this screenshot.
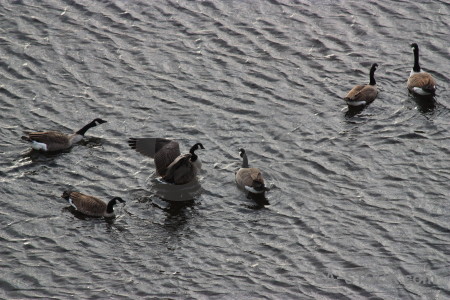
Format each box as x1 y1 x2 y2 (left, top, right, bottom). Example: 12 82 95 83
236 168 264 187
344 85 365 101
128 138 181 176
408 73 436 91
67 192 107 216
25 131 69 144
128 138 180 158
345 85 377 104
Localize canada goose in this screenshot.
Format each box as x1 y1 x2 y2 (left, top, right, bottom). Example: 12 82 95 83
128 138 205 185
407 43 436 96
344 63 378 107
61 191 125 218
21 118 107 151
235 148 269 194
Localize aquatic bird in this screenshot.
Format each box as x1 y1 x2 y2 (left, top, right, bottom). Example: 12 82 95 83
235 148 269 194
128 138 205 185
21 118 107 151
407 43 436 96
61 191 125 218
344 63 378 107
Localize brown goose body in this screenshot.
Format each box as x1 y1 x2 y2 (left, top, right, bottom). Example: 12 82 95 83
407 73 436 95
128 138 204 185
22 131 81 151
22 118 107 152
344 63 378 107
235 148 269 194
61 191 124 218
407 43 436 96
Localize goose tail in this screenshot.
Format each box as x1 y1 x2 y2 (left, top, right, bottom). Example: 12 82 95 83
412 87 435 96
244 185 270 194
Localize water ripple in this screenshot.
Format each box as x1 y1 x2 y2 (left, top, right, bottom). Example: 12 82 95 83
0 0 449 299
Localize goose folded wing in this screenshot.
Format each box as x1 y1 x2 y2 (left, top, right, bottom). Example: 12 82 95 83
69 192 106 213
344 85 365 100
236 168 256 186
27 131 69 144
351 86 377 102
250 170 264 183
409 73 436 89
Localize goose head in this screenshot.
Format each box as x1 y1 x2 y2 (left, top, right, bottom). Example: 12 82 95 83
93 118 107 126
105 197 126 217
190 143 205 167
61 191 71 199
371 63 378 71
190 143 205 151
110 197 125 204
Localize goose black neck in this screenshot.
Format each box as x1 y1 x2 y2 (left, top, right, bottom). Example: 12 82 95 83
242 153 249 168
106 198 117 214
189 145 198 162
369 66 376 86
76 120 96 136
413 47 421 72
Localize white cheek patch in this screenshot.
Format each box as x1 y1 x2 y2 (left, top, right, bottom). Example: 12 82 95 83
31 141 48 151
68 198 78 210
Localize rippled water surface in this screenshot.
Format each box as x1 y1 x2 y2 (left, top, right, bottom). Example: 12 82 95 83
1 1 449 299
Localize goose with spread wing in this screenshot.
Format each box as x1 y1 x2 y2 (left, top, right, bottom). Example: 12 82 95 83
128 138 204 185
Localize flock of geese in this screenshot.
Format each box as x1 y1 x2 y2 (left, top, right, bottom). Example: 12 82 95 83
344 43 436 108
21 43 436 218
22 121 269 217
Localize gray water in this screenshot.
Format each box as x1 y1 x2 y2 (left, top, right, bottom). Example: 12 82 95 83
1 1 449 299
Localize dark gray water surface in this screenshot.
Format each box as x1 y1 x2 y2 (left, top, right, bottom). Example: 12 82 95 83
1 1 449 299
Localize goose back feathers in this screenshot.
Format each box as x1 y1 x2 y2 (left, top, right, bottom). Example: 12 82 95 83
407 43 436 96
344 63 378 107
128 138 204 185
22 118 107 151
235 148 269 194
163 153 198 185
61 191 125 217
